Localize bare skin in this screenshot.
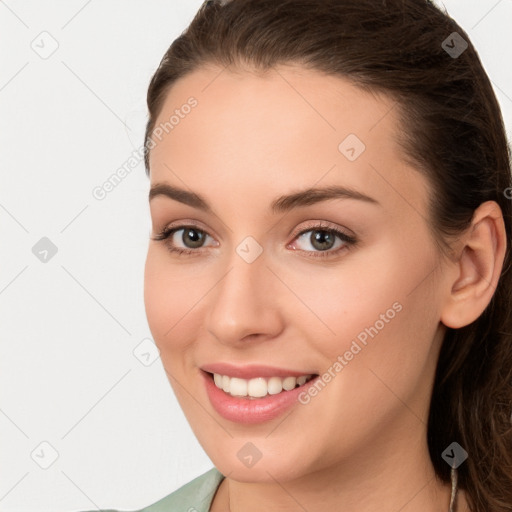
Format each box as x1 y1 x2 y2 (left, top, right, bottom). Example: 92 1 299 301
144 63 506 512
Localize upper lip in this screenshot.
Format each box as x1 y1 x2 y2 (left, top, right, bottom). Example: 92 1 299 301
200 362 317 379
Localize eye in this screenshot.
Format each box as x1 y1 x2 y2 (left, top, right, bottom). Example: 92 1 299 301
288 222 357 258
151 221 357 258
150 225 215 256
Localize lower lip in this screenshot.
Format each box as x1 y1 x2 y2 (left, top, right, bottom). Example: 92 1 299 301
201 370 319 424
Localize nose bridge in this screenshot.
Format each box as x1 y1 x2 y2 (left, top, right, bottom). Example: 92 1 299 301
206 243 282 344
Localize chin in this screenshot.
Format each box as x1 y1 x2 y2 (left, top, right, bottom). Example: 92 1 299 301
197 434 317 483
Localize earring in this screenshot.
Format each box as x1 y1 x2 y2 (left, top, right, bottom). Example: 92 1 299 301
449 467 458 512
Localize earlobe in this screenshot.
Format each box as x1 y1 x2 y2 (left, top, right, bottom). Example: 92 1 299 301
440 201 507 329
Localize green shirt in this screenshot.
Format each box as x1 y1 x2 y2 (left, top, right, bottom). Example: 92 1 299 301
83 468 225 512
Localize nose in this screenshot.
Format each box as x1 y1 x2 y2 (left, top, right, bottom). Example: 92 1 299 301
205 248 284 346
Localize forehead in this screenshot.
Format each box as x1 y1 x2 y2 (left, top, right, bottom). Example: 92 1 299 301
148 64 428 217
150 64 399 157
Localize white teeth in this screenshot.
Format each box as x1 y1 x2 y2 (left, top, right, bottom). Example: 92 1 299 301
282 376 296 391
267 376 283 395
222 375 230 393
247 377 267 397
212 373 315 398
297 375 307 386
229 377 248 397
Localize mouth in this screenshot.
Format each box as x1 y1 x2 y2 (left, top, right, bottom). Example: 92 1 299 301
206 371 318 399
199 363 321 424
201 369 321 424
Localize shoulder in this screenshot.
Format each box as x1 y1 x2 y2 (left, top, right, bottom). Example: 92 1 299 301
140 467 224 512
80 467 224 512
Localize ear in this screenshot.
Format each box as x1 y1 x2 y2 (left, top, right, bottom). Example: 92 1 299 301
440 201 507 329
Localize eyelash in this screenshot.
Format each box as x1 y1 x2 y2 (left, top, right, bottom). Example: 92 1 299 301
150 222 358 259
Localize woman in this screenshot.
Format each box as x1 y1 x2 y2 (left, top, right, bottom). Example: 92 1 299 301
89 0 512 510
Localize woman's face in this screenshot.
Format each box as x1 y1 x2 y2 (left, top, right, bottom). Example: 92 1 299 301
144 64 450 483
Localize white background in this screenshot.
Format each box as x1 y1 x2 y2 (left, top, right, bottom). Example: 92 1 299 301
0 1 511 511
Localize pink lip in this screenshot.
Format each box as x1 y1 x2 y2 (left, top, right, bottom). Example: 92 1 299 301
200 362 316 379
200 370 320 424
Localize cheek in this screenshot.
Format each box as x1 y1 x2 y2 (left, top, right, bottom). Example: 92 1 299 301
281 238 440 388
143 249 202 353
302 244 441 422
272 243 407 348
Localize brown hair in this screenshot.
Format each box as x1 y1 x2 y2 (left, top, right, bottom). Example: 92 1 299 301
143 1 512 509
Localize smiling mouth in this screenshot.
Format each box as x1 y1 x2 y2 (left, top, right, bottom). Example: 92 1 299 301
206 371 318 399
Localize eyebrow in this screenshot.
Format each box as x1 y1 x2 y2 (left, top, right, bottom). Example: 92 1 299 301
148 183 381 214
